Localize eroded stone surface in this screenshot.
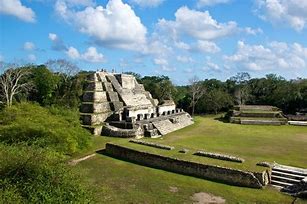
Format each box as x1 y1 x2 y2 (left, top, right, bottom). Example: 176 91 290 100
190 192 226 204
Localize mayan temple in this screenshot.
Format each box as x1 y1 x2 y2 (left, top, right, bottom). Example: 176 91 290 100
80 71 194 138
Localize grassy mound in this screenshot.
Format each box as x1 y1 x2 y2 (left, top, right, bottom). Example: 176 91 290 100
0 103 92 154
0 144 93 203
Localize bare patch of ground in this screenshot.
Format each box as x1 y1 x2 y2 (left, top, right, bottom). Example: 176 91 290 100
68 153 96 166
169 186 179 193
190 192 226 204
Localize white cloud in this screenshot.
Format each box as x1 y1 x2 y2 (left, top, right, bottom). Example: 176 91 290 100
244 27 263 35
23 42 35 51
174 41 191 50
28 54 36 61
224 41 307 71
130 0 164 8
158 7 238 41
255 0 307 31
66 46 105 63
194 40 221 53
153 57 174 71
56 0 147 51
48 33 58 41
0 0 35 22
66 46 80 59
184 68 193 73
48 33 67 51
82 47 105 63
62 0 94 7
197 0 230 7
176 56 194 63
206 61 220 70
154 58 168 66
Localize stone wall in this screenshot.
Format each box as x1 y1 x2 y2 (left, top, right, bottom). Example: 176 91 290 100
102 124 143 138
105 143 264 188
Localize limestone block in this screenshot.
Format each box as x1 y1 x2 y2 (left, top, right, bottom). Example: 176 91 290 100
83 91 108 102
85 82 104 91
97 72 108 82
103 82 113 91
107 91 119 101
83 125 103 135
120 75 135 89
81 102 111 113
110 101 124 111
81 113 111 125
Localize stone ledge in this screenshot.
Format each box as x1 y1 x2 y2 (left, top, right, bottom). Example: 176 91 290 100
194 151 245 163
105 143 264 189
129 139 174 150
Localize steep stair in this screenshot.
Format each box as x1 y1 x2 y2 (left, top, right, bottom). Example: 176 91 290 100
270 165 307 189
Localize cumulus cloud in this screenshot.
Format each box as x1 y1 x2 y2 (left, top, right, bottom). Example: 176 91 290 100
255 0 307 31
206 61 220 71
0 0 36 22
55 0 147 51
224 41 307 71
130 0 164 8
176 56 194 63
66 46 80 59
62 0 94 7
197 0 231 7
23 42 35 51
28 54 36 61
66 46 105 63
82 47 105 63
158 7 238 41
244 27 263 35
153 57 174 71
48 33 67 51
194 40 221 53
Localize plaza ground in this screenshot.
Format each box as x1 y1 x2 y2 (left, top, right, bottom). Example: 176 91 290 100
73 115 307 203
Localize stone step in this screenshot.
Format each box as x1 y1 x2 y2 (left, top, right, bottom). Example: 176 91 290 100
271 180 293 188
273 166 307 177
271 175 301 184
270 184 283 189
271 170 306 180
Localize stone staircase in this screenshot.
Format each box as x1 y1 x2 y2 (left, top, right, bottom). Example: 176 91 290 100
152 113 194 135
271 165 307 189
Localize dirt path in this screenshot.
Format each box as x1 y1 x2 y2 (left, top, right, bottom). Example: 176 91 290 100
190 192 226 204
68 153 96 166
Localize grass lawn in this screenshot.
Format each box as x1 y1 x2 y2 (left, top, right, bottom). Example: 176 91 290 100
73 115 307 203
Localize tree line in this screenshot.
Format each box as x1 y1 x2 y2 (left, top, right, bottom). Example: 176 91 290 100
1 61 307 114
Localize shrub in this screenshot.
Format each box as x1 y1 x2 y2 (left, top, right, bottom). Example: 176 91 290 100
0 102 91 155
0 144 93 203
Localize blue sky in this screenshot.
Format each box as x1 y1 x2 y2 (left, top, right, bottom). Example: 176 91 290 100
0 0 307 84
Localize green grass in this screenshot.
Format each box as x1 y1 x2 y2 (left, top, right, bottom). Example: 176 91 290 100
73 115 307 203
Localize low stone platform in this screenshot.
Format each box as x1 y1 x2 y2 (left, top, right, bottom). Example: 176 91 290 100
229 105 287 125
288 121 307 126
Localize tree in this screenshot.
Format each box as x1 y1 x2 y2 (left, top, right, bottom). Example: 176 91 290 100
45 59 79 82
141 75 176 103
45 60 84 108
0 65 32 107
189 76 206 116
229 72 251 105
31 65 60 105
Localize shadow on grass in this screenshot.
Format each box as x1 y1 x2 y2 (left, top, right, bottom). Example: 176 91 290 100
214 115 230 123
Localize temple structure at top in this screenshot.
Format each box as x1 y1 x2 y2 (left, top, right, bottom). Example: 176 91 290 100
80 71 193 138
